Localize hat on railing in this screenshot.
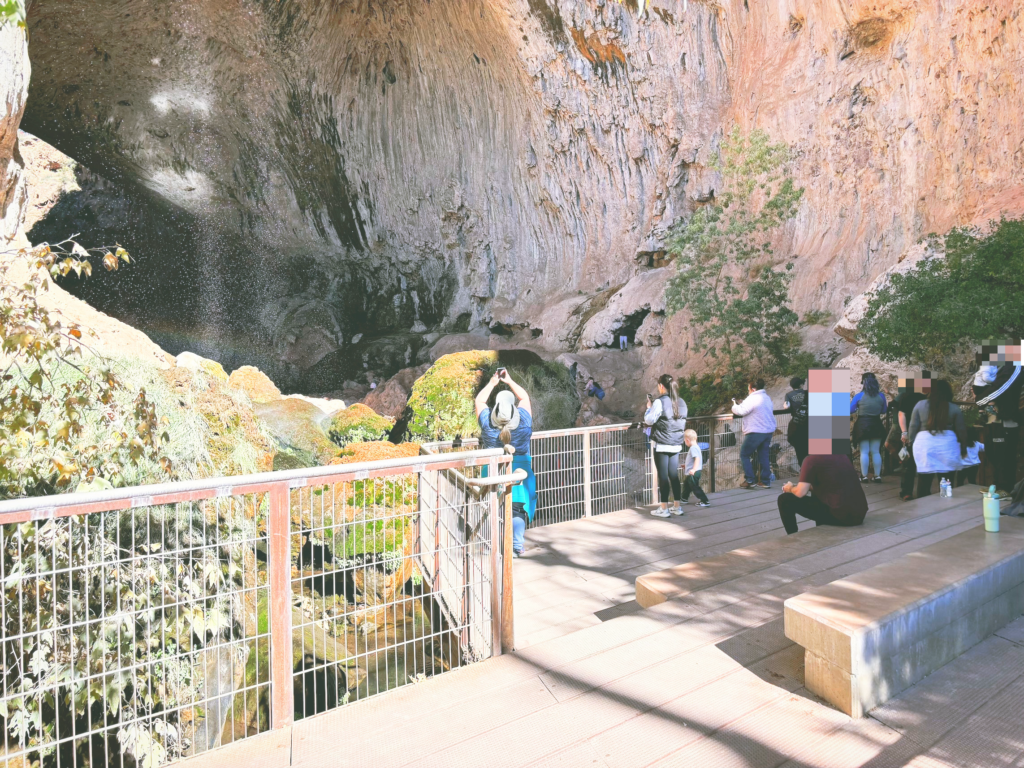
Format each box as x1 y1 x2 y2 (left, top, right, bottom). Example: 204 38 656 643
491 390 521 431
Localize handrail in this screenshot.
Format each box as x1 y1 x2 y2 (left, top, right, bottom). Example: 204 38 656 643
467 468 528 489
0 446 508 516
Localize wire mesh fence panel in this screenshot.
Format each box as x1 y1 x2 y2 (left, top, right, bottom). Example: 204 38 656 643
289 462 500 721
529 432 585 527
0 494 271 768
590 427 652 516
695 412 801 491
677 418 716 493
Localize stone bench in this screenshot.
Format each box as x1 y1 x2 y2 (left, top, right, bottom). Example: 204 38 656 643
784 516 1024 718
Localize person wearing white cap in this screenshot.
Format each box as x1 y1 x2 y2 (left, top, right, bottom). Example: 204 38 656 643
475 368 536 556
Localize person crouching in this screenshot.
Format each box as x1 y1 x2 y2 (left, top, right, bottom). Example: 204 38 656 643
777 453 868 534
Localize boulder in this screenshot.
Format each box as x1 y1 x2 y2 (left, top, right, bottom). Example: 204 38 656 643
327 404 395 447
405 350 579 442
363 365 428 419
285 394 346 418
255 399 338 467
176 351 229 382
228 365 282 404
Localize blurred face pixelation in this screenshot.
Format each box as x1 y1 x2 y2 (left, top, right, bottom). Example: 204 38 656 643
897 370 932 397
975 341 1023 367
808 369 850 456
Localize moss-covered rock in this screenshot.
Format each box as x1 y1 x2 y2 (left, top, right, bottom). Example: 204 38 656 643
255 398 339 467
228 365 282 404
327 404 395 447
405 350 580 442
175 351 229 383
160 365 276 477
330 441 421 464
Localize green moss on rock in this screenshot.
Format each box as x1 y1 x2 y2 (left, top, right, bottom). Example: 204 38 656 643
327 404 395 447
406 350 579 442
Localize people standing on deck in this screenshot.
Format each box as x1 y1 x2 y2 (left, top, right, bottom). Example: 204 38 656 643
894 380 928 501
908 379 968 498
475 369 536 557
976 361 1023 494
851 374 887 483
777 453 868 534
783 376 809 466
644 374 688 518
680 429 711 507
732 378 777 489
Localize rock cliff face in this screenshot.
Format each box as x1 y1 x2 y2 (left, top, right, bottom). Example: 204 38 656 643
15 0 1024 389
0 20 28 245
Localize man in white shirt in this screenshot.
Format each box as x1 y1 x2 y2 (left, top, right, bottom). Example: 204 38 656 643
731 377 778 489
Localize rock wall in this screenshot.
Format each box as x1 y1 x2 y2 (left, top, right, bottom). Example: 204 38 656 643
15 0 1024 390
0 20 28 245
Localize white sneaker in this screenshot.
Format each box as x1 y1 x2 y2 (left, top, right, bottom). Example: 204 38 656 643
650 508 672 518
669 506 686 516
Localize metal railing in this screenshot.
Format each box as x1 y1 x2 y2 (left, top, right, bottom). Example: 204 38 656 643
0 403 918 767
422 424 655 529
0 449 518 768
422 413 805 526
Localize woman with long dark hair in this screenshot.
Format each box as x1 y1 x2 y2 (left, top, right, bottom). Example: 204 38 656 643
643 374 688 517
908 379 967 497
851 374 887 483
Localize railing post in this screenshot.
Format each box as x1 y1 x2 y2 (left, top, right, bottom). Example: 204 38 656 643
501 490 515 653
488 457 503 656
268 482 294 730
709 421 718 494
582 431 593 518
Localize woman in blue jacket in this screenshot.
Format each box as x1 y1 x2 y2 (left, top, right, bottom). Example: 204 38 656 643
475 370 536 557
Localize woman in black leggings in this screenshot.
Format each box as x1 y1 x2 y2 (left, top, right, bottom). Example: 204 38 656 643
643 374 688 517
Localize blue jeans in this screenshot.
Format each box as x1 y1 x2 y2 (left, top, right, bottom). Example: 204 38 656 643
860 437 882 477
511 509 527 554
741 432 773 484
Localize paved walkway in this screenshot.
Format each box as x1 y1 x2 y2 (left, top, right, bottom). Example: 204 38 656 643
214 480 1024 768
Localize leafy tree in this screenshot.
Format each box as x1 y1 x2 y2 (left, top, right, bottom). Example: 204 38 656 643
665 126 805 386
0 240 170 498
858 219 1024 364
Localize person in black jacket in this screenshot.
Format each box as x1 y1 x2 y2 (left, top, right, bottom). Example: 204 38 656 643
643 374 688 518
977 360 1023 493
783 377 809 466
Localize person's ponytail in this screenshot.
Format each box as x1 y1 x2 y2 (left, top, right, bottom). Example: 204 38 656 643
670 378 681 412
499 426 512 446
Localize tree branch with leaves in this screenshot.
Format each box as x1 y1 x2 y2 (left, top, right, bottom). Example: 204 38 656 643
665 126 806 386
1 240 172 498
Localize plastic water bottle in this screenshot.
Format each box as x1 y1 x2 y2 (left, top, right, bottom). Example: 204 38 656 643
983 485 1001 532
939 477 951 498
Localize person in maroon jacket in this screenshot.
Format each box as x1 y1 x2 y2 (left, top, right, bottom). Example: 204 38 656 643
777 453 868 534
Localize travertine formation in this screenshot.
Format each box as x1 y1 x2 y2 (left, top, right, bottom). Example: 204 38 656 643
8 0 1024 389
0 21 28 245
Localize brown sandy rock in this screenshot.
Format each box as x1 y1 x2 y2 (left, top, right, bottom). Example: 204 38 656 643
228 365 282 404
